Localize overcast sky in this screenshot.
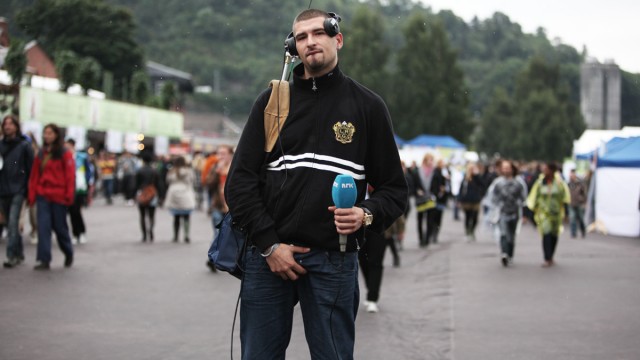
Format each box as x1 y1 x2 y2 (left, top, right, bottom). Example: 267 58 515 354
419 0 640 73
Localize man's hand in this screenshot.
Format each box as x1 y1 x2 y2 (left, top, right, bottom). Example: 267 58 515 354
328 206 365 235
265 244 310 281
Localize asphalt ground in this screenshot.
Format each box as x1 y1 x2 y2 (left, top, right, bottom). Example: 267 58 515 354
1 197 639 360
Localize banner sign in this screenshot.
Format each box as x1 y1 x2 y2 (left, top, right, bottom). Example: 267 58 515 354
20 86 183 138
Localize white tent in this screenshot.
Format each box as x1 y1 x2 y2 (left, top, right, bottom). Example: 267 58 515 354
593 137 640 237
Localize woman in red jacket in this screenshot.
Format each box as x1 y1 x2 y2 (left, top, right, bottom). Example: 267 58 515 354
28 123 75 270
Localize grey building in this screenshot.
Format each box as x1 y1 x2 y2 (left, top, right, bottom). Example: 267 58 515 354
580 60 621 130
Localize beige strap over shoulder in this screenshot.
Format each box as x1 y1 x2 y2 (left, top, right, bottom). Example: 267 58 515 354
264 80 290 152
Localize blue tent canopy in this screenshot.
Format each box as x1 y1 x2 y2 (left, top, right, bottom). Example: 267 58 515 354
597 136 640 168
394 134 406 146
406 134 466 149
575 151 594 160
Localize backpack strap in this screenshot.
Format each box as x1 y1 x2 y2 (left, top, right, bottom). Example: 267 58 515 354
263 80 290 152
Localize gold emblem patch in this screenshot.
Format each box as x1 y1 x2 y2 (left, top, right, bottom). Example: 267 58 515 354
332 121 355 144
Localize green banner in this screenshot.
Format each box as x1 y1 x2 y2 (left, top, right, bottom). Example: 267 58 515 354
20 87 183 138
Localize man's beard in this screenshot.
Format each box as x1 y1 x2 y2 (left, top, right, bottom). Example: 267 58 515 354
306 54 325 72
308 61 325 72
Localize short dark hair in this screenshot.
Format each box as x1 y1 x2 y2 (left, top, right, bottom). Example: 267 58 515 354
66 138 76 146
293 9 331 28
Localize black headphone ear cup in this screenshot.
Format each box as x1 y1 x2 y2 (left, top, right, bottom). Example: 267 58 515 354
285 32 298 56
323 17 340 37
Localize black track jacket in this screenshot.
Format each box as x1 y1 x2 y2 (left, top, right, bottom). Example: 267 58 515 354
226 64 407 252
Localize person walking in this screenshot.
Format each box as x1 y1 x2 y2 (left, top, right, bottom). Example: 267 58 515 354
458 163 484 242
135 152 160 242
490 160 528 266
191 151 205 211
527 162 570 267
28 123 75 270
117 150 137 205
359 186 403 313
65 138 91 244
427 159 448 245
205 145 233 272
225 9 407 359
398 160 414 250
164 156 196 243
0 115 34 268
413 153 436 247
206 145 233 233
97 151 116 204
567 169 587 238
200 151 218 210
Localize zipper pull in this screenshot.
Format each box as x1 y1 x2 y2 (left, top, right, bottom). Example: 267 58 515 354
312 78 317 91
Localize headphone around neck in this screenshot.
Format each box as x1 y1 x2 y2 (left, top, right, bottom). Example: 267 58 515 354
284 12 341 57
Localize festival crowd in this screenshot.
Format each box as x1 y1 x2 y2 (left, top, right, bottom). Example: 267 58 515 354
0 114 235 272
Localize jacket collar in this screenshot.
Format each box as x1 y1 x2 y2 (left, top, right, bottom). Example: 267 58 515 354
292 63 345 92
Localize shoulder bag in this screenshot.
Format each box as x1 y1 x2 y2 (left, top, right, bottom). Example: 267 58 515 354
207 212 247 279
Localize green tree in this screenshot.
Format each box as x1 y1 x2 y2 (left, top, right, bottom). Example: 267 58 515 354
160 82 177 110
76 57 102 95
16 0 143 99
130 70 150 105
476 87 515 157
5 40 27 85
477 56 585 161
390 13 470 142
54 50 79 92
340 5 390 98
514 89 573 161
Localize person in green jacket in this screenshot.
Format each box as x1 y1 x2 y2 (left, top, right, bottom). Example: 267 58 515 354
526 162 570 267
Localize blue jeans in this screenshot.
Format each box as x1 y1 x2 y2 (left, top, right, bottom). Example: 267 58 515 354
569 205 586 237
1 193 25 260
499 215 519 258
102 178 114 202
240 247 359 360
36 196 73 264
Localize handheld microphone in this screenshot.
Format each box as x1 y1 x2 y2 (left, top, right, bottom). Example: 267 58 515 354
332 174 357 252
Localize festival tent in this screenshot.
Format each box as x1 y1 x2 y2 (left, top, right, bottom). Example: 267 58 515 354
573 127 640 159
597 136 640 168
398 134 467 165
593 136 640 237
406 134 466 149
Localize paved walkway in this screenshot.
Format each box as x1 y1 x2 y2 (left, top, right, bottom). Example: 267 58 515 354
1 199 639 359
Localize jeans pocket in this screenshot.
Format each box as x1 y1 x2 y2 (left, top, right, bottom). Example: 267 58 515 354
243 247 270 274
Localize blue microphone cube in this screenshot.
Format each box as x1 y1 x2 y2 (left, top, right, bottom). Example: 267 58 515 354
332 174 357 209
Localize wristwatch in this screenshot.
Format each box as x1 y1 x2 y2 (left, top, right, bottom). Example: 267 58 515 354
361 207 373 228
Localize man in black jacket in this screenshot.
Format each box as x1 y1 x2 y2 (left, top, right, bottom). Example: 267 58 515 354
0 115 34 268
225 9 407 359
